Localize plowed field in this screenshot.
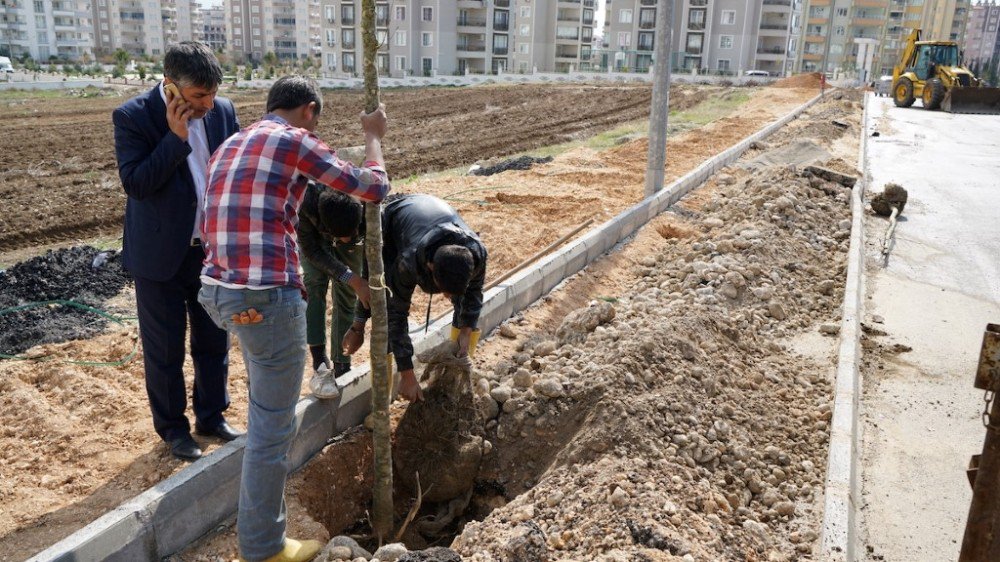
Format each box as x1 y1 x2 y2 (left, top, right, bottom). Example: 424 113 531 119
0 83 678 253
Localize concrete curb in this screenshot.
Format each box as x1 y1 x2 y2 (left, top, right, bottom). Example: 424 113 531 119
29 92 825 562
818 92 869 561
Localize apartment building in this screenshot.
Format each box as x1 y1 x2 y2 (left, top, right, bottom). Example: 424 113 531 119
797 0 887 78
512 0 597 73
965 0 1000 75
225 0 312 64
203 4 227 51
0 0 94 61
603 0 802 76
87 0 200 58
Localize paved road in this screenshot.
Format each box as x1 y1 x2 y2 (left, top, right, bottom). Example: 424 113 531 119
859 95 1000 561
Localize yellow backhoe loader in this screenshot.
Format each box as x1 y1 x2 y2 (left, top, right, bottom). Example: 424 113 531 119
892 29 1000 114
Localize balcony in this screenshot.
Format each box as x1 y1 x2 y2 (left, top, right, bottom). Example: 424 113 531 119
804 34 826 41
853 17 883 26
757 46 786 54
493 20 509 31
760 23 788 30
802 52 823 60
342 16 355 25
583 0 596 6
457 41 486 52
637 41 654 51
494 0 510 6
763 0 792 5
687 21 705 30
639 19 656 29
556 31 580 40
641 0 657 4
342 40 355 49
457 17 487 27
377 17 388 26
493 46 508 55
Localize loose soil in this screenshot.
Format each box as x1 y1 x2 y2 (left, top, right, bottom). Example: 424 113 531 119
0 83 825 561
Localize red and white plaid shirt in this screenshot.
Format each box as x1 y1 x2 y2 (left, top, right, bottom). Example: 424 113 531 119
201 114 389 290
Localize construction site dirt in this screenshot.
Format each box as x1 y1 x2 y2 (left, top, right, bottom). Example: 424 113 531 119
0 82 840 560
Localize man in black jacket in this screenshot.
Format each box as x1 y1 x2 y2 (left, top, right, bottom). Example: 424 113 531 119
298 183 369 398
343 194 487 402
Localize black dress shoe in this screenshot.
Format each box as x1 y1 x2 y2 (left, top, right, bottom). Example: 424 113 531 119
169 434 203 461
195 421 244 442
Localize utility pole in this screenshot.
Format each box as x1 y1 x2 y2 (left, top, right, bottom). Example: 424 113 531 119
360 0 393 543
644 0 674 197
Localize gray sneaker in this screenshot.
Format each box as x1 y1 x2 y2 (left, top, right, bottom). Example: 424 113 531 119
309 361 341 400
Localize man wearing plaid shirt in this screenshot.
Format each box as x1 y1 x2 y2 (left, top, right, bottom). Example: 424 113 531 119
197 76 390 562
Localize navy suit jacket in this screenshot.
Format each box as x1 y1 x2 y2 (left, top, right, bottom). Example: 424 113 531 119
113 86 240 282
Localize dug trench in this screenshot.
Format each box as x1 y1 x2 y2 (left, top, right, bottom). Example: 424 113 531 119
221 91 865 561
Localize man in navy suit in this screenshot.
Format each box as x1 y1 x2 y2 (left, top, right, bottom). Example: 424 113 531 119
113 42 242 461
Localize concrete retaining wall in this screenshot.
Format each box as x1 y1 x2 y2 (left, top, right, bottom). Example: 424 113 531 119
818 92 869 561
29 92 823 562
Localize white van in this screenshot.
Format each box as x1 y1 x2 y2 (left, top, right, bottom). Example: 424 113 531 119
0 56 14 74
745 70 770 77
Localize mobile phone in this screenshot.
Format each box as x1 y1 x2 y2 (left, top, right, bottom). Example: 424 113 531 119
164 83 185 103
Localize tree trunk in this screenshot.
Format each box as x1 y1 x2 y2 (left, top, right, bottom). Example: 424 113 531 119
360 0 393 542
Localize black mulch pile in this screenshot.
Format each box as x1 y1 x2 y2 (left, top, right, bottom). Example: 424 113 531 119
470 155 553 177
0 246 132 356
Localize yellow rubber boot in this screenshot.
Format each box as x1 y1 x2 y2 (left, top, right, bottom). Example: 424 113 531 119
238 538 323 562
449 326 481 357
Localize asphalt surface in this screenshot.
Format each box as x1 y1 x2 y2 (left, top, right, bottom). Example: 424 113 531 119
859 95 1000 561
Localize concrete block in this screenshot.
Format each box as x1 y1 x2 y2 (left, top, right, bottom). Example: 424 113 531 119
29 505 154 562
146 446 243 556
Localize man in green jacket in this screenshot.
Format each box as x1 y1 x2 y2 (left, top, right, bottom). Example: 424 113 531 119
298 182 371 399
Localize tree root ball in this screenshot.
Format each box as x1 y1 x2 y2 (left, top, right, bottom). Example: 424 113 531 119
394 341 485 504
870 183 908 216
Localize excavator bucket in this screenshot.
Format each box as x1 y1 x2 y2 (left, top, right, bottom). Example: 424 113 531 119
942 87 1000 114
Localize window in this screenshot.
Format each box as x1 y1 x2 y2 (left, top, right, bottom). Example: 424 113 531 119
688 9 706 29
520 24 530 36
395 6 405 20
835 25 845 35
253 39 261 47
325 6 335 22
343 52 355 73
231 2 238 11
721 10 736 25
234 27 241 35
617 31 631 47
422 32 433 46
234 16 241 24
836 7 848 16
394 30 406 46
326 29 336 46
619 9 633 24
234 38 242 46
251 4 259 13
719 35 734 48
342 28 355 48
422 57 432 76
718 59 731 71
327 54 337 69
342 4 355 24
396 56 406 71
251 16 260 25
493 34 508 54
686 33 703 52
519 43 529 54
520 6 530 17
422 7 433 22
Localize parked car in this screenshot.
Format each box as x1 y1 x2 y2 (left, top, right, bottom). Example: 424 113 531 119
0 56 14 74
875 75 893 97
745 70 770 77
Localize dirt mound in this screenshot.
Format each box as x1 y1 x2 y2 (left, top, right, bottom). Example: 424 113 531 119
0 246 131 355
451 163 851 560
773 72 823 89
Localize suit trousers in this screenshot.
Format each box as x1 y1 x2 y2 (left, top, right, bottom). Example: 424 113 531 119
133 243 230 442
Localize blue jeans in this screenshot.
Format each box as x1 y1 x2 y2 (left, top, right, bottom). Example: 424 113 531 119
197 284 307 561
